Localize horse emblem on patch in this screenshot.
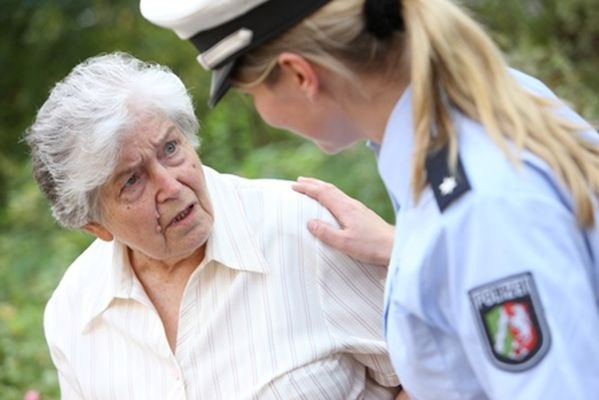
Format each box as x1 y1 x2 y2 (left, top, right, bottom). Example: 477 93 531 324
469 272 551 371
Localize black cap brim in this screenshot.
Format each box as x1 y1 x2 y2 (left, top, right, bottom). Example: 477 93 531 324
208 61 235 108
190 0 330 108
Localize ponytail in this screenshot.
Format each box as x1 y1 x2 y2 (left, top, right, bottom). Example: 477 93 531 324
404 0 599 227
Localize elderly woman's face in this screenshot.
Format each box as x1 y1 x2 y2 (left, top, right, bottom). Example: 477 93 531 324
87 114 214 264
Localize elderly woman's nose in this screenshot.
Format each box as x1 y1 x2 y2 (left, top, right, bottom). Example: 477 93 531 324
154 165 181 201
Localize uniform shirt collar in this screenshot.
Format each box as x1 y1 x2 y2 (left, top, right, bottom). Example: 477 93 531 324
80 166 268 332
377 86 414 210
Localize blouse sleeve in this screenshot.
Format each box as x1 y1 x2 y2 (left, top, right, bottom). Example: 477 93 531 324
315 207 399 388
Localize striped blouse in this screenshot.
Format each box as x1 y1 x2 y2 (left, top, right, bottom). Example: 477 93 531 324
44 166 399 399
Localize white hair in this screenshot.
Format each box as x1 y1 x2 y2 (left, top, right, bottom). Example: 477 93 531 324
25 52 199 229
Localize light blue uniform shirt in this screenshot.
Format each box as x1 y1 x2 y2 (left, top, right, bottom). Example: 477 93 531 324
377 71 599 399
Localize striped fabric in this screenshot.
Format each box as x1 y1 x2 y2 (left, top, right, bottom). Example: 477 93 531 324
44 166 399 399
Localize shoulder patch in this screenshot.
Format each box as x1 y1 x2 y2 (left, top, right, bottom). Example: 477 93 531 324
469 272 551 372
425 146 470 212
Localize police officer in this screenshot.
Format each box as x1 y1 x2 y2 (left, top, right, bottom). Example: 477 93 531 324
140 0 599 398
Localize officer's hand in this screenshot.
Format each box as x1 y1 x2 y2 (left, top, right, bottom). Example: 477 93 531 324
292 177 394 266
395 388 410 400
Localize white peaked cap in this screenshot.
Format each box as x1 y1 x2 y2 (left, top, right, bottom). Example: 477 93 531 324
140 0 270 39
140 0 330 107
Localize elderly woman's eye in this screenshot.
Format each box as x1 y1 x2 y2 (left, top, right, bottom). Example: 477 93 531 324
165 140 177 155
125 173 139 187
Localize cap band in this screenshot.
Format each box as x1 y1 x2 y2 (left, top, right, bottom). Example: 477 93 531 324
197 28 253 69
189 0 329 69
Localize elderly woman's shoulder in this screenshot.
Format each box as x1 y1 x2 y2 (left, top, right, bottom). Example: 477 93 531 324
204 166 334 224
204 165 317 204
46 239 114 304
44 239 114 338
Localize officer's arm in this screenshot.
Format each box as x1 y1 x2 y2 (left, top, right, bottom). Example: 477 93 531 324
449 194 599 398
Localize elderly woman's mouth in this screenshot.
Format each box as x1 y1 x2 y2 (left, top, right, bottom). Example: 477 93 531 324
167 204 195 228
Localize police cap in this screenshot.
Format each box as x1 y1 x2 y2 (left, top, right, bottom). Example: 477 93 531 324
140 0 330 107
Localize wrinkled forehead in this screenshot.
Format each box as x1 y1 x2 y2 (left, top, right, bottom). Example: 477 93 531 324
114 115 186 166
120 113 182 145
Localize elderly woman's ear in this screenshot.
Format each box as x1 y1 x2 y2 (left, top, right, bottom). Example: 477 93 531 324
83 222 114 241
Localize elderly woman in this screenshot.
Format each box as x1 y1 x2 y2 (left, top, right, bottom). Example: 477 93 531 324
25 52 401 399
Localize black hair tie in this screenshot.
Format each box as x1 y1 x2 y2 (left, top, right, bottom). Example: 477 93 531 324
364 0 404 39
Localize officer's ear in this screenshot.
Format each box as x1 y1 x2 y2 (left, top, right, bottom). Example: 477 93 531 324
277 52 320 101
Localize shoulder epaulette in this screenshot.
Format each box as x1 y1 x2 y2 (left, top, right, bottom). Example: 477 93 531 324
425 146 471 212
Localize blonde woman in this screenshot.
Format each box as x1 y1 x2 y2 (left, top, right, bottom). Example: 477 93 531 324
142 0 599 398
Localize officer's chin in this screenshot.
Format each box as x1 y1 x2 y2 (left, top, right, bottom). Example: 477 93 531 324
315 140 355 155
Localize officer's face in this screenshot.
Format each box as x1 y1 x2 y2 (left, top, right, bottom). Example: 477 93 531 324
238 61 362 154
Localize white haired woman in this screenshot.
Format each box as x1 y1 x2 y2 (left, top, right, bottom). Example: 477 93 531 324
26 52 403 399
141 0 599 398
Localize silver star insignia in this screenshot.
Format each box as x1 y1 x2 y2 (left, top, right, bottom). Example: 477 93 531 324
439 176 458 196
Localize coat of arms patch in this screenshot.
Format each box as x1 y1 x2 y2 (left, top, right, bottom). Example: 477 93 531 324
469 272 551 371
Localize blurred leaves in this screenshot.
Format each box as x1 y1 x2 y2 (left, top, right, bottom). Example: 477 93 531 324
1 0 598 398
467 0 599 121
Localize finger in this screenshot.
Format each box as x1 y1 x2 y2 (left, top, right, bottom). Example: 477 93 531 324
293 177 332 197
306 219 348 250
291 180 318 196
294 185 359 230
294 179 349 206
296 176 328 184
396 389 410 400
293 181 343 208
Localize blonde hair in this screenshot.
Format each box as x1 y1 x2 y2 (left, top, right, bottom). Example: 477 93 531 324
234 0 599 227
233 0 394 87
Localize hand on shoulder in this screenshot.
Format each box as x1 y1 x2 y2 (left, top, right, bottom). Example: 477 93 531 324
293 177 394 267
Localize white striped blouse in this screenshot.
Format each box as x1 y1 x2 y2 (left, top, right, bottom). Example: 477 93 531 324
44 166 399 399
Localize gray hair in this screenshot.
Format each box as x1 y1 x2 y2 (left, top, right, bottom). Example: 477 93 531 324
25 52 199 229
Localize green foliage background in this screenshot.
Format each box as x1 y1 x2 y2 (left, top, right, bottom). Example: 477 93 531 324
0 0 597 398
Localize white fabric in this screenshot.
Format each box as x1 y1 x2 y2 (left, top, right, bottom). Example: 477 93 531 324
44 166 399 399
140 0 269 38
